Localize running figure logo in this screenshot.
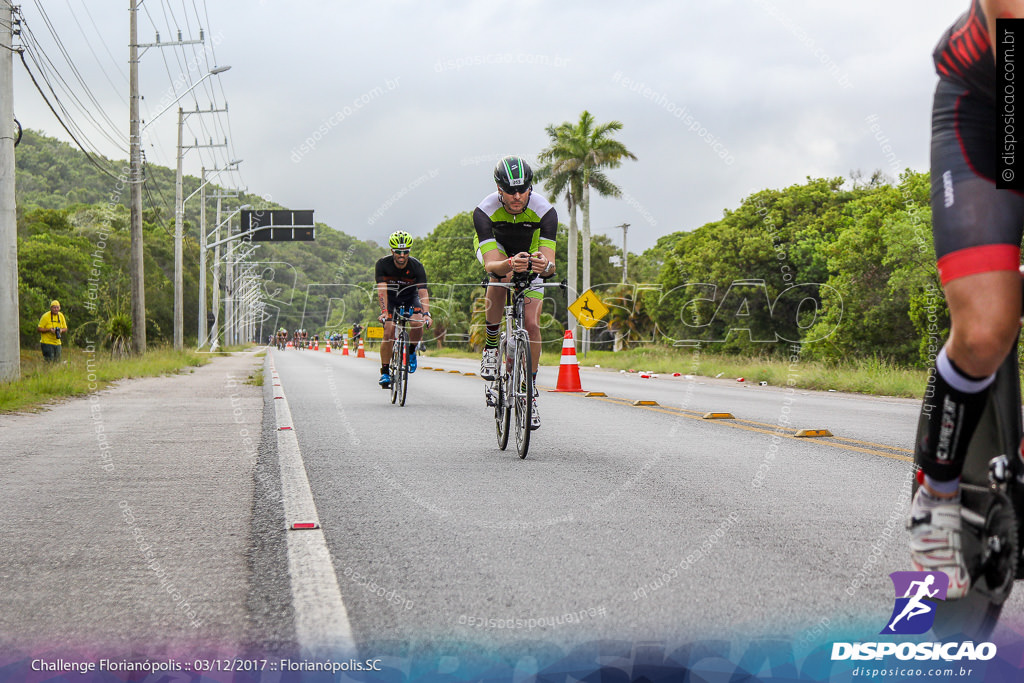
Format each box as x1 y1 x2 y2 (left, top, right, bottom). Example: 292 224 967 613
881 571 949 635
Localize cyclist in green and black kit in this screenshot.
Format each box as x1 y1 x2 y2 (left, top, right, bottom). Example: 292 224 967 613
474 156 557 429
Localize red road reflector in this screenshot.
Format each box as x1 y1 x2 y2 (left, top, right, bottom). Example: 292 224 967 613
278 426 293 431
274 396 284 399
290 521 320 530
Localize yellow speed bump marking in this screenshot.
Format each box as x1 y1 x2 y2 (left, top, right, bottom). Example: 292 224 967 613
421 366 433 370
463 372 476 376
794 429 834 438
585 391 607 397
432 368 446 372
448 370 461 373
702 412 735 419
632 400 659 406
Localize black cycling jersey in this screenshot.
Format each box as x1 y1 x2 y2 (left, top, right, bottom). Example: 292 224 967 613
930 0 1024 284
934 0 993 96
375 255 427 310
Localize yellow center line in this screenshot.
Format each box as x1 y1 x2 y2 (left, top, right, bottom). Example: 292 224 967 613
554 388 913 463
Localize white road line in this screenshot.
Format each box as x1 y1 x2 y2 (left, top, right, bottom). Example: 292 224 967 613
268 356 356 659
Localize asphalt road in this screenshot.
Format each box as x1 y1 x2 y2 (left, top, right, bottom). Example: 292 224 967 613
264 346 1024 662
5 345 1023 678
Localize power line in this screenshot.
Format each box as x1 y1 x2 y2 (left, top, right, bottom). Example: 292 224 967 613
17 50 121 180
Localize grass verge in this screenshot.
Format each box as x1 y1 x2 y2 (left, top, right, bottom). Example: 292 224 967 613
0 347 210 413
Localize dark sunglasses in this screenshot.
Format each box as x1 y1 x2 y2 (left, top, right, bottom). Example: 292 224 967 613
502 185 531 196
392 249 410 255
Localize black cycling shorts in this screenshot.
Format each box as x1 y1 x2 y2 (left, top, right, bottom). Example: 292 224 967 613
931 77 1024 284
387 294 422 317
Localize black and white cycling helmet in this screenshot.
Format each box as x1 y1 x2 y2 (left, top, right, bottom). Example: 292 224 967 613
494 156 533 194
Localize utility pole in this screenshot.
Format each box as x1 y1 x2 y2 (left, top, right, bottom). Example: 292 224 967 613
616 223 630 283
173 110 226 350
131 16 208 353
0 0 19 381
129 0 145 353
173 107 183 350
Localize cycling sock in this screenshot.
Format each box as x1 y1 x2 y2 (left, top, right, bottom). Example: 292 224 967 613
485 324 500 348
915 346 994 483
381 364 389 375
912 485 960 514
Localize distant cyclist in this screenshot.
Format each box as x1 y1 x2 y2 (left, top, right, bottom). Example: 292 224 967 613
474 155 557 429
910 0 1024 599
375 230 431 388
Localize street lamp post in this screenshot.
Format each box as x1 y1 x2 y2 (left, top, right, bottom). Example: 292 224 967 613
134 63 230 353
197 162 242 349
616 223 630 283
205 205 250 349
167 66 231 350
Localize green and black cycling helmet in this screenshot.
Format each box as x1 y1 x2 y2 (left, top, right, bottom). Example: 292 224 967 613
388 230 413 250
494 155 533 194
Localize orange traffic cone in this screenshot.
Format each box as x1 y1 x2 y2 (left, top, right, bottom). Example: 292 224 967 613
325 341 331 353
342 338 350 356
357 338 366 358
550 329 584 392
313 339 319 351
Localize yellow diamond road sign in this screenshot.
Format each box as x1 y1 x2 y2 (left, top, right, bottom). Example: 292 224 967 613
568 289 609 329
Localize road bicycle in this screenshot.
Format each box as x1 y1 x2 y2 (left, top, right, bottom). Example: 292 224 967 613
922 301 1024 639
388 307 415 407
484 273 565 459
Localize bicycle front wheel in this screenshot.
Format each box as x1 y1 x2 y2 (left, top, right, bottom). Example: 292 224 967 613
398 334 409 407
495 335 510 450
389 340 402 405
512 331 532 458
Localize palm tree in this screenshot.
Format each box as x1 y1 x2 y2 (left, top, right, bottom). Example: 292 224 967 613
537 111 636 351
536 123 583 332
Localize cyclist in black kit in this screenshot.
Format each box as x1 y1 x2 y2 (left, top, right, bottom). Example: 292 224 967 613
911 0 1024 599
375 231 431 388
474 156 557 429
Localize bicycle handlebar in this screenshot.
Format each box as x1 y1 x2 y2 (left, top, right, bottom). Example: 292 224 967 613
481 277 567 291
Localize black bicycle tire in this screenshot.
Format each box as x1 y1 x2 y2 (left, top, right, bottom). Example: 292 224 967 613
399 331 409 406
495 336 510 450
389 337 401 404
513 331 532 458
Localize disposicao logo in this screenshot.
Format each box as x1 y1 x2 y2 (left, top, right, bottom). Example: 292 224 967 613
830 570 997 663
881 571 947 635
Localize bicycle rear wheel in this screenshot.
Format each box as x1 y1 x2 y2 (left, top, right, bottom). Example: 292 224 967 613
495 336 510 450
512 331 532 458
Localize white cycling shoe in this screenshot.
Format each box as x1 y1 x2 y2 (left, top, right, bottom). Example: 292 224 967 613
480 348 499 380
908 487 971 599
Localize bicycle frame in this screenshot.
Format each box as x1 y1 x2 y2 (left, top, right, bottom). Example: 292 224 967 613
388 307 414 406
484 274 565 458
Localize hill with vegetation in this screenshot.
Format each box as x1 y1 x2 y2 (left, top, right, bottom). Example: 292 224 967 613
14 130 943 367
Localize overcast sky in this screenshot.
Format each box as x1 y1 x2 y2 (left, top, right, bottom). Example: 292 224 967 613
10 1 966 253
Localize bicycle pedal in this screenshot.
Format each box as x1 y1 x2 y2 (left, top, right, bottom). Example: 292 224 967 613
990 455 1011 487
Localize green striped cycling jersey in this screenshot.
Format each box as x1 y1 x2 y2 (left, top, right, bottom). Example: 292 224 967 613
472 191 557 259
